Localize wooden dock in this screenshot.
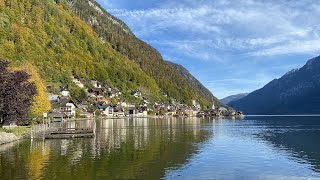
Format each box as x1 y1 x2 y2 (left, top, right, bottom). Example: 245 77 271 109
45 128 94 139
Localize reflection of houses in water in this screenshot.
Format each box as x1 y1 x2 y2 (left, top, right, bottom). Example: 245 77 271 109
99 118 150 150
61 139 69 156
97 118 203 151
60 119 94 130
50 117 209 160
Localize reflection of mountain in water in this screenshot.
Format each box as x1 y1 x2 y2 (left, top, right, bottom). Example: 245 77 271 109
0 118 213 179
251 116 320 172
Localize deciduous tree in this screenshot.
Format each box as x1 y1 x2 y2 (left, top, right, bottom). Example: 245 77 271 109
0 60 37 127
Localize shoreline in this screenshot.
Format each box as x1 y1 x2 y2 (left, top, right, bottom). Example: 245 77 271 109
0 132 24 145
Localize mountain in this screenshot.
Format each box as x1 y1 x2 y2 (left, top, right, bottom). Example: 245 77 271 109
0 0 161 101
64 0 220 108
229 56 320 114
220 93 248 105
0 0 222 108
166 61 224 107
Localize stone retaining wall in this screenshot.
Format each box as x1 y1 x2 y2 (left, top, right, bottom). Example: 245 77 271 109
0 132 19 145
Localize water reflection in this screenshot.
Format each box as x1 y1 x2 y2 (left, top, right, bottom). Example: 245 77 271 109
0 118 212 179
1 116 320 179
247 116 320 172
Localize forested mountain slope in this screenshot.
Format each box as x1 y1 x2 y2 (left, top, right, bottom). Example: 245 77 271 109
0 0 223 108
65 0 221 107
0 0 160 102
167 61 224 107
229 56 320 114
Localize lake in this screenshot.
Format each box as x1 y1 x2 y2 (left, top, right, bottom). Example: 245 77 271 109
1 116 320 179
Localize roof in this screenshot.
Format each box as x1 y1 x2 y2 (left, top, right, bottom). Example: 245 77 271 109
48 112 63 118
97 102 111 110
89 88 103 92
51 98 75 108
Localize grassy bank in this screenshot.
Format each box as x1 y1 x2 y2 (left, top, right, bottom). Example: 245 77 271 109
0 126 31 137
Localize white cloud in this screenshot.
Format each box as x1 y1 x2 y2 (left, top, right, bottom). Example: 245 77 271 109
248 39 320 56
99 0 320 98
108 0 320 59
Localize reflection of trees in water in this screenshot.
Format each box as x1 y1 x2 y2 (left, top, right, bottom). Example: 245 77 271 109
0 139 51 180
0 118 213 179
252 116 320 172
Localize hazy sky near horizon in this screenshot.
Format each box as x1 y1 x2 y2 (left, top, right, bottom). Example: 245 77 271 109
96 0 320 99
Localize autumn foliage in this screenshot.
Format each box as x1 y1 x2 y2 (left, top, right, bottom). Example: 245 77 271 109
0 60 37 127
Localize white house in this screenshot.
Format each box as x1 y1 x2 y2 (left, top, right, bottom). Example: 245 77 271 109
72 77 84 88
132 90 142 98
48 93 59 101
61 90 70 97
192 100 201 109
91 80 102 88
97 102 114 117
60 102 76 118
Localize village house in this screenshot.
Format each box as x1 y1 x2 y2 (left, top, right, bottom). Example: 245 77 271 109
166 108 177 116
97 102 114 117
72 76 85 88
79 110 94 118
113 106 125 117
51 98 76 118
127 107 138 116
118 99 128 107
60 90 70 97
125 105 147 117
88 88 104 97
183 107 195 117
62 102 76 118
47 111 64 122
135 106 148 117
97 97 110 104
132 90 142 98
48 93 59 101
91 80 102 88
192 100 201 109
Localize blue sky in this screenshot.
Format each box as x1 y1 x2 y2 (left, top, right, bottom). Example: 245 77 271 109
96 0 320 99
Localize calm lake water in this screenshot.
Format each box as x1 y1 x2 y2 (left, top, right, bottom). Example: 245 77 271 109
1 116 320 179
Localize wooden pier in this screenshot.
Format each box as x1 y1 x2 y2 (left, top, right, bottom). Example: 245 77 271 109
45 128 94 139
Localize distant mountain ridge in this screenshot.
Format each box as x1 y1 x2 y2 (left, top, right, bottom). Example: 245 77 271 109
229 56 320 114
220 93 248 105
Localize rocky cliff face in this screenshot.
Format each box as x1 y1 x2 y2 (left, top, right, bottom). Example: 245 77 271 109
229 56 320 114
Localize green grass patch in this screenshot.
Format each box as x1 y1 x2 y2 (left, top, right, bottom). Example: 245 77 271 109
0 126 31 136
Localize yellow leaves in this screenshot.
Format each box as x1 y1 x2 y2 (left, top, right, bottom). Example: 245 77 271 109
26 142 50 180
111 98 117 105
0 0 5 9
19 63 52 117
1 40 15 60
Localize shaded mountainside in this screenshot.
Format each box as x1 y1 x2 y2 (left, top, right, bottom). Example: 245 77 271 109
220 93 248 105
0 0 225 108
166 61 223 107
229 56 320 114
65 0 217 108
